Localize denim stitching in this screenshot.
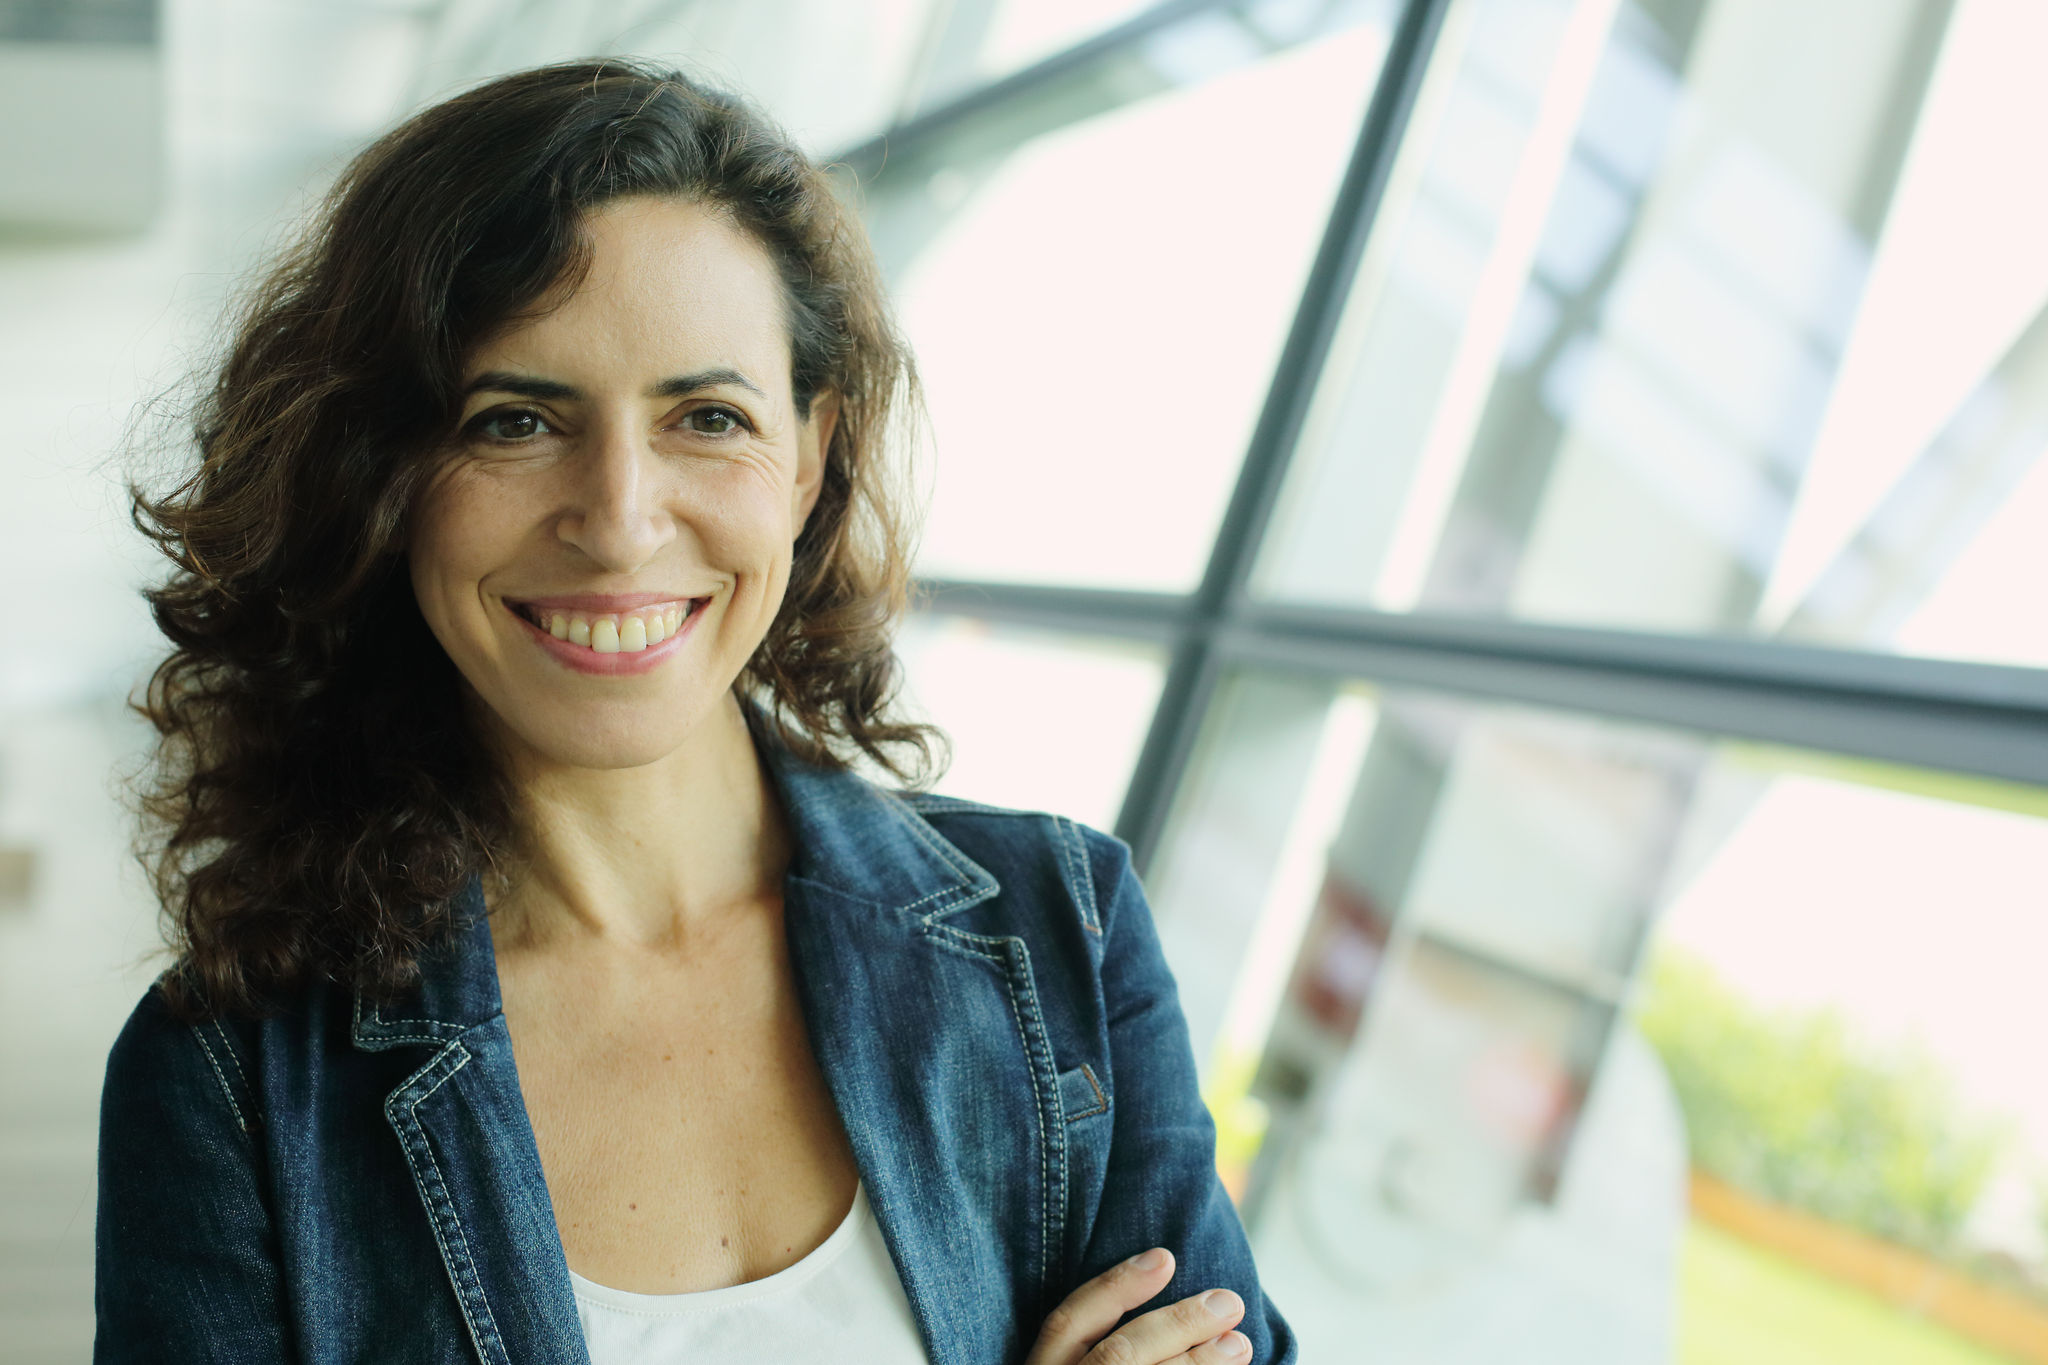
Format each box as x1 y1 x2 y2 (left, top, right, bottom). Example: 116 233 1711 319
388 1045 508 1365
882 798 1068 1281
895 799 976 885
889 797 991 920
904 794 1050 820
371 1002 464 1034
890 812 969 914
1063 1063 1110 1123
1005 936 1066 1287
992 938 1048 1292
931 924 1062 1293
925 930 1003 965
902 795 1003 815
393 1049 506 1364
353 993 464 1047
190 1024 249 1135
209 1020 253 1097
898 883 963 917
1006 941 1061 1292
1053 817 1101 935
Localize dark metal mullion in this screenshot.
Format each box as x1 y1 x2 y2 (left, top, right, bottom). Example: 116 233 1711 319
914 571 2048 787
1112 0 1455 873
1241 603 2048 711
914 578 2048 714
915 580 1193 643
915 577 2048 700
1210 619 2048 792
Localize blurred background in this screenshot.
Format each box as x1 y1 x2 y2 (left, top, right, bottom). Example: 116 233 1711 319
5 0 2048 1360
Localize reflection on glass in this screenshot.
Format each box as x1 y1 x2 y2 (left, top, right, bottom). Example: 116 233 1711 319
1254 0 2048 670
1148 668 2048 1362
859 2 1398 590
891 613 1164 828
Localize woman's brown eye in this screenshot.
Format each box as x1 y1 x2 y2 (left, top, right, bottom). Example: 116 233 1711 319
476 410 545 441
688 407 741 434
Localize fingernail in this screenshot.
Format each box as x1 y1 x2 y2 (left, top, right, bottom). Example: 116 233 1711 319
1220 1332 1252 1359
1133 1247 1168 1270
1204 1289 1242 1319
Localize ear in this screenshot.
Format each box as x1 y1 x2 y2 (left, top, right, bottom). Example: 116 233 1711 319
793 390 839 532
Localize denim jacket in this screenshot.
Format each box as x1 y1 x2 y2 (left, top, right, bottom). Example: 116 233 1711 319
95 726 1297 1364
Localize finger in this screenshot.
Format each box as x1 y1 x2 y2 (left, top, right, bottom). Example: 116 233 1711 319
1185 1329 1254 1364
1083 1289 1245 1365
1026 1249 1177 1365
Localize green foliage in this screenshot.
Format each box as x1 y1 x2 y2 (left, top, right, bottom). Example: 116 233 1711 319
1637 951 2004 1255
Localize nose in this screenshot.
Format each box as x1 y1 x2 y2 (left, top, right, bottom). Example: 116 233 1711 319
555 419 676 572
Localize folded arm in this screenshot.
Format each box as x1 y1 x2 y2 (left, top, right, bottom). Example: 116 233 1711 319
1066 837 1298 1364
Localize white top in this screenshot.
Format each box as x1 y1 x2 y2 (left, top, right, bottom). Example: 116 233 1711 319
569 1183 931 1365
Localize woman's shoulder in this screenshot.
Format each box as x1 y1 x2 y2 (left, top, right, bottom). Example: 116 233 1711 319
102 974 266 1145
104 966 355 1119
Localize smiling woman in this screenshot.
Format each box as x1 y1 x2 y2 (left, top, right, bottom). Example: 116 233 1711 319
99 60 1294 1365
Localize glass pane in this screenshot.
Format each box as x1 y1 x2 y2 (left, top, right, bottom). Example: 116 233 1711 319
416 0 945 155
892 614 1165 828
1146 668 2048 1361
861 2 1400 590
915 0 1161 108
1254 0 2048 671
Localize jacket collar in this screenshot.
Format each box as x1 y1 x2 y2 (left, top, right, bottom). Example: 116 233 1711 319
349 875 498 1050
750 708 999 921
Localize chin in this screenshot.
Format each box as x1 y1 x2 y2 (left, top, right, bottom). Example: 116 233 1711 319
525 729 688 771
490 689 729 772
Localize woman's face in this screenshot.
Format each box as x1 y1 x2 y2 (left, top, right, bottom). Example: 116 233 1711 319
409 196 834 771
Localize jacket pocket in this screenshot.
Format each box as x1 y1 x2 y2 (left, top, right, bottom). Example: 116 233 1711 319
1058 1063 1110 1124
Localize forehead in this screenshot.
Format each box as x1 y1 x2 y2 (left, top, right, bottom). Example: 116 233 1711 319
466 197 792 392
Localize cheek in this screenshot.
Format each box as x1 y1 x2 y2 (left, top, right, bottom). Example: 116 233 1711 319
687 462 803 565
408 473 517 629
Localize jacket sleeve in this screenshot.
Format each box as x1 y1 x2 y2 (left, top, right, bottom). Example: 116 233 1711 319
1080 835 1299 1364
96 983 294 1363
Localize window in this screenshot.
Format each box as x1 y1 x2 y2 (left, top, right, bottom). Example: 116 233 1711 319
856 1 1403 589
1151 675 2048 1359
892 615 1165 828
877 0 2048 1359
1254 0 2048 671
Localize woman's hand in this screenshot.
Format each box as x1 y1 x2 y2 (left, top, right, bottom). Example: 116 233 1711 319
1026 1248 1252 1365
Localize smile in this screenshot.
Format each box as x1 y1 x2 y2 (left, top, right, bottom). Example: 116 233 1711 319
503 595 710 674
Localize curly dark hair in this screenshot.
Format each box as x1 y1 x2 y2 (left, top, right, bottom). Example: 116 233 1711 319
132 59 940 1020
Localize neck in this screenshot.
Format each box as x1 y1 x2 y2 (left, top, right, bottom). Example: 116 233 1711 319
489 692 788 953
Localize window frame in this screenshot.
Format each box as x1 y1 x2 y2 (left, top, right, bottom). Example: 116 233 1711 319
850 0 2048 872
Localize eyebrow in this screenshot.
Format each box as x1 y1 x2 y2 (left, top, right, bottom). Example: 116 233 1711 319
463 367 766 402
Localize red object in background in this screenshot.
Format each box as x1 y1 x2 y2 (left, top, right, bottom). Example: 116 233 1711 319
1292 870 1392 1040
1468 1035 1573 1148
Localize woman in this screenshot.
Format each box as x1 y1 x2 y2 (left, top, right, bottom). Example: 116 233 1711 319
99 60 1294 1365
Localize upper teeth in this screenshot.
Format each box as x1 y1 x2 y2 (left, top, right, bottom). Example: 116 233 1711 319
535 603 690 653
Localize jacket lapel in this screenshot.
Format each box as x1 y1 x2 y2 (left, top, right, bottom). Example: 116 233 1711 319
766 740 1068 1365
354 894 589 1365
